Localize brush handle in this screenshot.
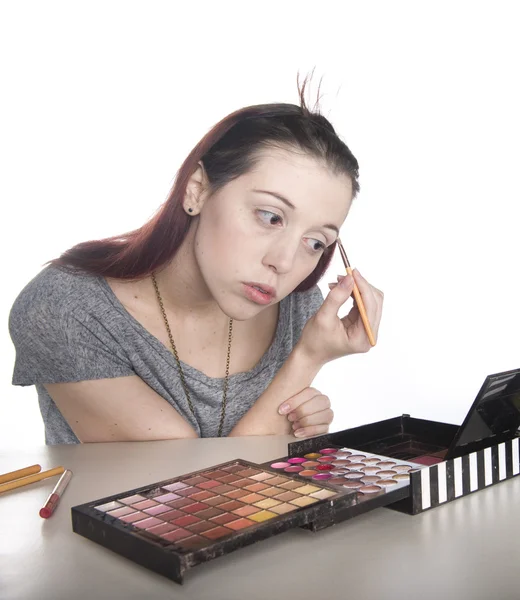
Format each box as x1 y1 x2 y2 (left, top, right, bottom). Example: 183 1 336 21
0 464 41 485
0 467 65 494
346 267 376 347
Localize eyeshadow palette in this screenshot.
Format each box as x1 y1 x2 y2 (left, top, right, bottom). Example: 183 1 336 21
71 459 356 584
262 446 419 529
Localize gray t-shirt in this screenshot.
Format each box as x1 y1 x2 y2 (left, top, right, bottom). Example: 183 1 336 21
9 265 324 444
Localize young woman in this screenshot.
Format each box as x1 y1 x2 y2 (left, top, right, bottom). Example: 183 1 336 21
9 83 384 444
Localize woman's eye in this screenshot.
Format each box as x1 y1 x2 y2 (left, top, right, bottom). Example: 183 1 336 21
304 238 326 253
257 210 283 226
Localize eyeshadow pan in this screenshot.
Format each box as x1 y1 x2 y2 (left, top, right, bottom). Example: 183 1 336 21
315 464 334 471
250 472 273 481
212 484 235 494
224 489 250 499
175 486 200 497
303 453 322 459
248 510 277 522
348 455 366 461
362 457 380 464
133 517 163 529
222 465 245 474
258 486 282 498
196 507 224 519
377 470 397 478
203 470 229 478
347 463 365 470
237 468 261 477
132 499 158 510
299 470 318 477
240 493 264 503
272 490 299 501
359 485 382 494
270 462 291 469
290 496 319 507
293 484 320 494
210 513 238 525
162 482 188 492
107 506 135 517
254 498 281 509
179 535 206 550
186 521 216 534
301 461 319 468
232 505 260 517
144 504 173 516
362 466 381 474
311 489 337 499
377 461 396 468
119 511 147 523
284 465 303 473
173 514 201 527
342 480 362 489
394 473 410 481
245 482 270 492
151 493 180 503
161 528 192 542
279 481 303 490
361 476 381 484
168 498 193 509
328 477 349 485
231 478 253 488
183 476 209 485
316 456 335 463
157 509 184 521
197 480 221 490
226 518 254 531
320 448 339 454
345 472 364 480
217 474 242 484
183 502 210 514
270 503 297 514
287 457 306 464
261 476 288 486
332 459 351 466
393 465 412 473
95 501 122 512
190 490 216 501
203 495 230 506
312 473 332 480
146 522 177 535
378 479 399 486
118 495 146 505
218 500 244 512
202 526 233 540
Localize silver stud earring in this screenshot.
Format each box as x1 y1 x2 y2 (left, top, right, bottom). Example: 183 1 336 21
188 208 193 213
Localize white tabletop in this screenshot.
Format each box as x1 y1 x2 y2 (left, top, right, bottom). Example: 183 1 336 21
1 436 519 600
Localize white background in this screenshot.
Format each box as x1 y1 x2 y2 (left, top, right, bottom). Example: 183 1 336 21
1 1 519 450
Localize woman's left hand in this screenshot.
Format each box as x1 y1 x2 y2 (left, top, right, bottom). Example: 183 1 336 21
278 387 334 438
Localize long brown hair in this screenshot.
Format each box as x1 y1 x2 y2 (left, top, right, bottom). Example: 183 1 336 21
50 74 360 292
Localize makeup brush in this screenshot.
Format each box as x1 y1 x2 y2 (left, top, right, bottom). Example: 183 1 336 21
336 239 376 347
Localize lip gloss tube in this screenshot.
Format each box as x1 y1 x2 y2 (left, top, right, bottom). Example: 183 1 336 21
39 469 73 518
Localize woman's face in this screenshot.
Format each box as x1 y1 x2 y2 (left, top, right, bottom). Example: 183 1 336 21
193 146 353 320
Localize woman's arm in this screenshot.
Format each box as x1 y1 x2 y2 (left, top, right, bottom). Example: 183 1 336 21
230 269 384 436
45 376 198 442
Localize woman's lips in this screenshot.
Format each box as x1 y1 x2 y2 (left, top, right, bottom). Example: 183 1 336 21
242 283 275 305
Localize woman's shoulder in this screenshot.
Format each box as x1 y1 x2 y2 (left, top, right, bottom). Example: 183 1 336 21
9 265 110 334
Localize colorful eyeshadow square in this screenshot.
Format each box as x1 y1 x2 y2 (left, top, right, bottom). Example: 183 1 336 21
157 509 184 521
232 505 259 517
249 472 272 481
249 510 276 523
210 513 238 525
223 489 250 499
118 495 146 505
175 486 200 497
245 482 269 492
168 498 193 509
212 484 235 494
107 506 135 517
183 476 208 485
186 521 215 534
146 523 177 535
119 511 147 523
293 485 320 494
226 518 254 531
190 491 215 501
217 474 241 484
161 528 191 542
257 487 282 497
218 500 244 512
143 504 173 516
202 526 233 540
290 496 319 507
270 503 297 515
197 480 221 490
95 501 122 512
196 508 224 519
153 493 181 503
183 502 210 514
231 478 252 488
132 517 163 529
173 515 200 527
162 482 188 492
203 496 229 506
240 493 264 503
133 500 158 510
254 498 281 509
278 481 302 490
179 536 206 550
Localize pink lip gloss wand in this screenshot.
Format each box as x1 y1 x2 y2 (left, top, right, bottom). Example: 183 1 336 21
39 469 73 519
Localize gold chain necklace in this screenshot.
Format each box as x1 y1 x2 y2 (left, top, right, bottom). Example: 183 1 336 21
151 272 233 437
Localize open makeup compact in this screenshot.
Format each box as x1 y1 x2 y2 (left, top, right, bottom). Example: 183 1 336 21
71 368 520 583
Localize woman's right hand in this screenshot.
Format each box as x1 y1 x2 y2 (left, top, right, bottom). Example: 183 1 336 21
296 269 384 367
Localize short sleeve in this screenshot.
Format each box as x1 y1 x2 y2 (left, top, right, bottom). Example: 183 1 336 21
9 290 134 386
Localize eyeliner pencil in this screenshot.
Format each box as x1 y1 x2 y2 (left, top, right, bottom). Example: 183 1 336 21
336 239 376 347
0 464 41 485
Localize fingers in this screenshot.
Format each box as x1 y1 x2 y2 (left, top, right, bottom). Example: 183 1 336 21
293 423 331 438
291 408 334 435
317 274 355 322
278 386 323 415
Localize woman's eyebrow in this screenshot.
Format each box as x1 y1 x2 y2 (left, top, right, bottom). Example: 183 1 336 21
252 189 339 235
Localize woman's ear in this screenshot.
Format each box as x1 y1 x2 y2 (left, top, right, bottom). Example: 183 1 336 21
183 161 209 216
